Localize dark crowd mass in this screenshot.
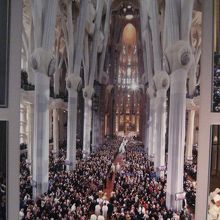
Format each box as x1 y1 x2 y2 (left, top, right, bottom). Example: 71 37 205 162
19 138 197 219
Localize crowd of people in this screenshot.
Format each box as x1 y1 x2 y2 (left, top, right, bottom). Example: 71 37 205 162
18 138 197 219
107 144 195 219
19 139 121 219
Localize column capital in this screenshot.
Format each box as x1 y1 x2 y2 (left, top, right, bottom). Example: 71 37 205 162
83 85 95 99
164 40 193 73
147 83 156 99
31 48 55 76
50 98 64 110
153 71 170 92
85 0 96 35
186 98 199 111
97 30 104 53
99 71 109 84
66 74 82 92
141 74 148 85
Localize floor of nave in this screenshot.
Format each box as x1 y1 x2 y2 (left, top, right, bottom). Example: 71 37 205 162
19 138 196 219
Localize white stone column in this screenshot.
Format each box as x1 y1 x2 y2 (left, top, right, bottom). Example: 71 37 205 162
83 86 94 157
98 0 112 81
50 99 64 155
144 95 149 153
49 109 53 140
52 108 59 155
92 111 96 150
26 103 34 164
166 69 187 211
165 41 192 211
147 85 156 159
185 109 195 161
64 0 87 170
33 72 50 198
147 103 153 157
88 0 105 86
66 74 81 170
31 48 55 199
92 110 99 151
59 109 65 144
153 71 170 178
20 103 27 144
97 111 102 147
185 99 197 161
97 112 102 147
151 98 157 159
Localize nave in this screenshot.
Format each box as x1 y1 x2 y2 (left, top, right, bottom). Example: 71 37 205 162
19 139 196 219
2 0 220 219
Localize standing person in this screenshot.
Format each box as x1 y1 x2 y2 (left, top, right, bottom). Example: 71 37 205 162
95 203 101 216
208 194 220 220
102 202 108 219
116 162 121 173
90 213 97 220
97 215 105 220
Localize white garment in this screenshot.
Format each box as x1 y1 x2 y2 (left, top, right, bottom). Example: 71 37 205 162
116 163 121 172
95 204 101 216
208 204 220 220
119 139 127 153
97 215 105 220
90 214 97 220
111 164 116 173
19 210 24 220
97 198 103 205
71 203 76 212
102 204 108 219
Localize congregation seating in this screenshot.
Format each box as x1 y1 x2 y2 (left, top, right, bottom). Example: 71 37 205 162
19 139 197 219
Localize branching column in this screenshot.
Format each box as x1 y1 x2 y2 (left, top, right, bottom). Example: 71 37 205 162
31 48 55 199
92 110 97 151
147 85 156 159
26 103 34 164
59 109 65 144
83 86 94 157
66 75 81 170
165 41 192 211
153 71 170 178
51 99 63 156
185 99 197 161
52 108 59 155
49 109 53 140
20 103 27 144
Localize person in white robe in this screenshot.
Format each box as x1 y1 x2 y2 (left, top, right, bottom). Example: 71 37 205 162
90 213 97 220
102 202 108 219
208 194 220 220
97 215 105 220
95 203 101 216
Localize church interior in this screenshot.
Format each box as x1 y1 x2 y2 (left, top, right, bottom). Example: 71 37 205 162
1 0 220 219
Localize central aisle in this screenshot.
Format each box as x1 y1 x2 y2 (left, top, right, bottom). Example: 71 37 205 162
103 153 124 200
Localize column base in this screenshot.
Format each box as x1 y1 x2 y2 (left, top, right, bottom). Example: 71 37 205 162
155 165 166 178
65 160 76 171
166 192 184 212
148 154 154 162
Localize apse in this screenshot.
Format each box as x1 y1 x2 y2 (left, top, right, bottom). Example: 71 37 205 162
122 23 137 46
